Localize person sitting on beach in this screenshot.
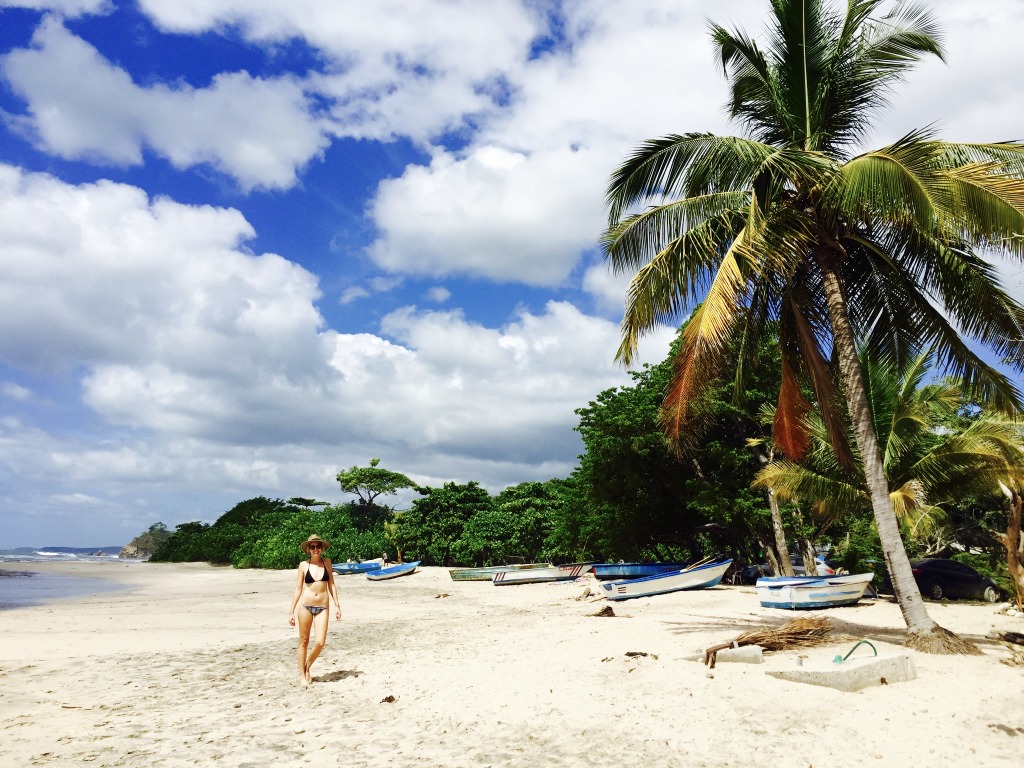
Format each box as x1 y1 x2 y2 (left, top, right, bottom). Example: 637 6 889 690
288 535 342 687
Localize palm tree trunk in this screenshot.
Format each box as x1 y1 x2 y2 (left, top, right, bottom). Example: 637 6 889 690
752 443 795 576
755 537 782 578
815 248 979 654
801 539 818 577
997 483 1024 611
768 489 795 575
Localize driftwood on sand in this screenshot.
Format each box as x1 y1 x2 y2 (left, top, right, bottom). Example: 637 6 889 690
703 616 835 668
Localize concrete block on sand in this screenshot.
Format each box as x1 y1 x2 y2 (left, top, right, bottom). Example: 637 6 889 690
682 645 764 664
766 655 916 692
716 645 764 664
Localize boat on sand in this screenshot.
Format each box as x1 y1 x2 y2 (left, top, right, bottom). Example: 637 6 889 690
366 561 420 581
755 573 874 609
592 562 691 581
449 563 551 581
492 563 593 585
333 558 384 575
599 558 733 601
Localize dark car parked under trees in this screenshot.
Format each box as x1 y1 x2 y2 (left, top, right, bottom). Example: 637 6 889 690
883 558 1002 603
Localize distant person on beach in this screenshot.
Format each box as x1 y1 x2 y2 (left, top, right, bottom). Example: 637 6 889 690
288 534 342 687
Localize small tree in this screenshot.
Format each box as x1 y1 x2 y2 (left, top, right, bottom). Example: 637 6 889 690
337 459 416 505
337 459 417 533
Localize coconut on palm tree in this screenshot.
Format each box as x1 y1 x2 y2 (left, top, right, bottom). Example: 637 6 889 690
603 0 1024 653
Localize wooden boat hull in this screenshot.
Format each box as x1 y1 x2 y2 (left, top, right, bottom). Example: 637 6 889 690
366 561 420 581
449 563 551 581
333 558 384 575
492 563 593 585
756 573 874 609
599 559 732 600
592 562 690 581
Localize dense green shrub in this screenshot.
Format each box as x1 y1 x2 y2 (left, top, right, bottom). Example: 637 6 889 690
149 521 210 562
401 482 494 565
828 516 884 580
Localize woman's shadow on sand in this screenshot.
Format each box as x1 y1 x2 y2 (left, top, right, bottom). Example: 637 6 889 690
313 669 363 683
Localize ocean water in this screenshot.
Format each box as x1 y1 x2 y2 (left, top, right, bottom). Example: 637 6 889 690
0 548 130 610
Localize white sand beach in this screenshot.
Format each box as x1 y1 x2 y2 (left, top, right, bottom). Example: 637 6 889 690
1 561 1021 768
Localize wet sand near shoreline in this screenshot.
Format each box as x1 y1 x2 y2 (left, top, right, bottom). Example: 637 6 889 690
1 561 1021 767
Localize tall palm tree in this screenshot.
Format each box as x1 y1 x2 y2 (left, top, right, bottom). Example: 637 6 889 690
603 0 1024 652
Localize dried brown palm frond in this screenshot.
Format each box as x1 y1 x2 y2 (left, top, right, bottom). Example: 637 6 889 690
703 616 835 667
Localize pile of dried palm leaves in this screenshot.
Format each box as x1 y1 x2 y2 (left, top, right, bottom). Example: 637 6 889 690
703 616 835 668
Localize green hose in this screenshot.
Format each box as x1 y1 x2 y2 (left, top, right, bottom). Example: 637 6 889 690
833 639 878 664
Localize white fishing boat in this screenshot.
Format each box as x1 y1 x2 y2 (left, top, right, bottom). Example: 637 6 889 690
599 558 732 600
756 572 874 609
449 563 551 581
491 563 593 585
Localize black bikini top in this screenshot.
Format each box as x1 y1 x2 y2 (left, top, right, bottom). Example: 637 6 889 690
304 563 329 584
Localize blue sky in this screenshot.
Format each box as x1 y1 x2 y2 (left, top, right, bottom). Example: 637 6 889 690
1 0 1022 547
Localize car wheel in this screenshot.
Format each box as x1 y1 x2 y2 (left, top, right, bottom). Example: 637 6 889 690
928 582 943 600
982 586 999 603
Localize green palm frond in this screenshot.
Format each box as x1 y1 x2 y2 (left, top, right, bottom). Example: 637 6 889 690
605 134 778 222
853 1 944 72
838 230 1024 408
601 193 749 274
939 162 1024 249
901 501 946 540
754 457 865 516
832 130 946 227
612 214 750 364
659 238 751 439
936 141 1024 169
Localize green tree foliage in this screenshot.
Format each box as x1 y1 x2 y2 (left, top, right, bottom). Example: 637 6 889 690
150 521 212 563
401 482 494 566
213 496 297 528
449 480 564 565
757 351 1024 593
287 497 329 508
337 458 418 532
121 522 172 559
569 324 782 565
150 499 387 569
532 477 592 562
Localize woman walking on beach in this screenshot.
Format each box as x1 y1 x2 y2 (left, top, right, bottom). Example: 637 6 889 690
289 535 342 687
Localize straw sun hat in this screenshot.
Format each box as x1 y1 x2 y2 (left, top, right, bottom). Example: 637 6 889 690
300 534 330 554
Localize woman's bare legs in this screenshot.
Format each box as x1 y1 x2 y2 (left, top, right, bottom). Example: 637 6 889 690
303 609 329 683
296 607 313 687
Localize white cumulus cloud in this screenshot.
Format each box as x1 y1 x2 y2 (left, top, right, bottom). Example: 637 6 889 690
0 165 672 542
369 145 609 285
1 17 330 190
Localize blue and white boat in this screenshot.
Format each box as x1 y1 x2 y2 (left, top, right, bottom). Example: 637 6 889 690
599 558 732 600
333 558 384 575
756 572 874 609
592 562 691 581
366 561 420 581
